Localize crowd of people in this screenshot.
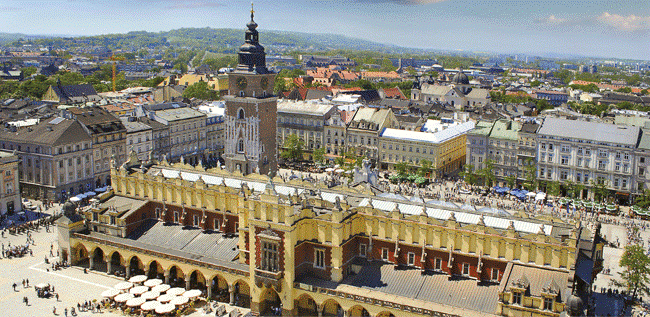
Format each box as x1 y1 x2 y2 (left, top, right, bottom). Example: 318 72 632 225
2 243 31 258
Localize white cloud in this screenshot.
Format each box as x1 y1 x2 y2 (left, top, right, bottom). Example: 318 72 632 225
536 15 568 25
597 12 650 32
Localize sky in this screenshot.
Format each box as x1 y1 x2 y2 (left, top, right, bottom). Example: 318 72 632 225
1 0 649 60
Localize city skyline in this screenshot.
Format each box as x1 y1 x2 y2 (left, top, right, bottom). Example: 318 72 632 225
1 0 649 60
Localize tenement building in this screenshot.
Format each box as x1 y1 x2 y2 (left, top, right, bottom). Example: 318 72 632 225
537 117 639 202
276 100 337 158
0 152 21 215
58 154 597 317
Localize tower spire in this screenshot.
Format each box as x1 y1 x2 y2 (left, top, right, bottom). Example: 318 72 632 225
251 2 255 20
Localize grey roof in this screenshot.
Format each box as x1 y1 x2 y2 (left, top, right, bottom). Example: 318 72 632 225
0 117 91 146
300 262 500 314
277 100 336 116
121 119 153 133
499 263 569 302
154 107 205 122
538 117 640 146
638 128 650 150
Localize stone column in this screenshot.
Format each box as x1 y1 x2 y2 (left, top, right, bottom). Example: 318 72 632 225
106 258 112 275
207 283 212 299
229 285 235 305
89 257 94 270
125 265 131 279
185 277 191 290
317 304 324 317
164 270 171 284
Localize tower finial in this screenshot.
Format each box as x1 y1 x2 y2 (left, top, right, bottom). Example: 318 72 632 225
251 2 255 20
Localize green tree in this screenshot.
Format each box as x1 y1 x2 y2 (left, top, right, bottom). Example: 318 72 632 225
613 244 650 298
505 175 516 189
636 190 650 209
313 147 325 165
460 165 478 186
280 134 304 162
564 180 576 198
417 159 433 178
182 81 219 100
547 180 561 197
479 160 495 187
273 78 287 95
395 161 410 176
591 179 609 202
523 158 537 191
22 66 37 77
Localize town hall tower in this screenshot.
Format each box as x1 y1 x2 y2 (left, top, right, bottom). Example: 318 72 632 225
223 6 277 176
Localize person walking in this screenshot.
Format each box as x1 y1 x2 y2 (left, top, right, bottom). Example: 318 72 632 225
26 278 29 287
13 282 17 291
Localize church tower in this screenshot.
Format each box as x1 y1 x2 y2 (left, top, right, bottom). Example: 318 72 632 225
223 5 277 176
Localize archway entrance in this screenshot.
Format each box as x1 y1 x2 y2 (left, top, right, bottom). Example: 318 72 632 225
189 270 206 292
129 256 145 277
349 305 370 317
260 287 282 316
377 312 396 317
210 275 229 302
74 244 89 267
148 261 163 279
168 266 185 288
91 248 106 272
233 280 250 308
322 299 343 317
295 294 318 316
109 252 124 276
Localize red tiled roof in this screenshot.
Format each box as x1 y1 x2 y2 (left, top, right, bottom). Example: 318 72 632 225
382 87 406 100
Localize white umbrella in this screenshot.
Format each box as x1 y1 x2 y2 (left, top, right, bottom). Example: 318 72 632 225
128 275 148 284
325 167 334 172
126 297 146 307
141 290 160 301
157 294 174 303
152 284 170 293
526 192 536 197
35 283 49 289
155 303 176 314
69 197 81 202
170 296 189 306
129 285 149 295
141 301 161 311
144 279 162 287
183 289 202 299
335 169 344 173
85 191 97 196
114 282 134 291
535 192 546 201
114 293 135 303
167 287 186 296
101 289 120 298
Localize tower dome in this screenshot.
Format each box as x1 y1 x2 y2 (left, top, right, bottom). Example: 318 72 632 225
451 69 470 85
566 295 584 316
235 3 269 74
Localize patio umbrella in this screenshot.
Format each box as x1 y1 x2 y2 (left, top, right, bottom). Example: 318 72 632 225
141 301 161 311
126 297 146 307
35 283 49 289
129 285 149 296
141 291 160 301
157 294 174 303
101 289 120 298
606 204 617 212
114 293 135 303
170 295 189 306
152 284 170 293
182 289 202 299
155 303 176 314
167 287 186 296
144 279 162 288
325 168 334 172
85 191 97 196
69 197 81 202
128 275 148 284
114 282 134 291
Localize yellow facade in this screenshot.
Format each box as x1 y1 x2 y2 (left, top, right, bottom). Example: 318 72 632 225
64 160 580 316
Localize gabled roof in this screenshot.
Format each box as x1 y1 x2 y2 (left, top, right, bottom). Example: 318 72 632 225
50 84 98 100
0 117 91 146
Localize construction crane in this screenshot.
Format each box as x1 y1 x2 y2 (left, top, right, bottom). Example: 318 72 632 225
109 54 125 92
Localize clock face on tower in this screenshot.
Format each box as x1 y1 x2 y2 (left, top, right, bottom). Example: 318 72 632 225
236 77 248 90
260 77 269 90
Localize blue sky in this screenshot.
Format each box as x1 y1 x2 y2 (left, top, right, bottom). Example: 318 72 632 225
1 0 649 60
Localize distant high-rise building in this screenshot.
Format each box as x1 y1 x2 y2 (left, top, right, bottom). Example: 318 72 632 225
223 7 277 176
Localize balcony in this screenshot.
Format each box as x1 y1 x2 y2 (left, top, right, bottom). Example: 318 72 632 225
254 268 283 289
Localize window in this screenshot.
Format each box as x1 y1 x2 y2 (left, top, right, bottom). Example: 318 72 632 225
585 148 591 155
576 173 582 182
381 248 389 261
622 179 628 189
641 157 646 163
577 157 583 166
547 153 553 162
314 249 325 269
408 252 415 266
238 139 244 153
110 216 116 225
261 241 279 272
615 162 621 172
577 147 583 155
561 145 570 153
462 263 470 276
155 208 161 219
237 108 245 119
548 144 554 150
193 215 199 227
616 152 621 159
539 167 545 178
359 244 367 258
598 160 607 170
173 211 179 223
541 143 546 150
491 268 499 281
543 297 554 311
434 258 442 271
560 170 568 180
624 164 629 173
512 291 522 305
561 156 569 165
